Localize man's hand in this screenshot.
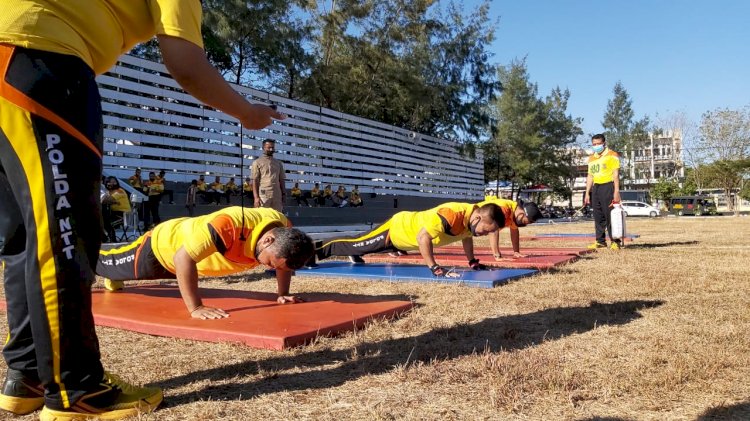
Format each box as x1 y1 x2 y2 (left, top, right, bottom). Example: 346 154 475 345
613 191 621 204
190 305 229 320
277 295 303 304
254 198 261 207
584 193 590 205
430 264 460 278
468 258 488 271
239 104 286 130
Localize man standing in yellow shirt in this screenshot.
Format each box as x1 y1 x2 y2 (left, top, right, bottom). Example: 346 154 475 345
584 134 622 250
0 0 284 418
96 207 314 318
309 203 505 276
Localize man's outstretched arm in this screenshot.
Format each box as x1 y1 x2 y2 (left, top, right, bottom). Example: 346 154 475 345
174 246 229 319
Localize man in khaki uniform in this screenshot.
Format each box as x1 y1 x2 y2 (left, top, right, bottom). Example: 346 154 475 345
251 139 286 212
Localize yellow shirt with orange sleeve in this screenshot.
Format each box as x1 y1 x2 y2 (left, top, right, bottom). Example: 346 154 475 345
389 202 477 250
476 198 517 230
150 207 289 277
588 149 621 184
0 0 204 75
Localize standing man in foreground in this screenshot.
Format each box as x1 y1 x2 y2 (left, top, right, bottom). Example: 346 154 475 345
97 207 314 319
0 1 284 419
252 139 286 212
584 134 622 250
309 203 506 277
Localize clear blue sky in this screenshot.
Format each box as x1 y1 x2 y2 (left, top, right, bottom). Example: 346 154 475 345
469 0 750 137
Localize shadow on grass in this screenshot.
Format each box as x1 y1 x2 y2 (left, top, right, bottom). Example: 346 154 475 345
155 299 664 406
624 240 699 249
696 400 750 420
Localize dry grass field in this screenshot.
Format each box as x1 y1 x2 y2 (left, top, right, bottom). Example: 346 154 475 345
1 216 749 420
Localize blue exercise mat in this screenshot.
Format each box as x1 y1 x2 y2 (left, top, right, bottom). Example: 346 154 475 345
534 233 640 239
295 262 537 288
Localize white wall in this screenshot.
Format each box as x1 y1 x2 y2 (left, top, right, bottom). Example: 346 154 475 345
98 55 484 200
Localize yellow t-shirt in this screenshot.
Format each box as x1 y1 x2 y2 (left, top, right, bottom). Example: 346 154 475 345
291 187 302 197
476 198 517 230
389 202 476 250
588 149 620 184
151 207 289 277
110 188 131 212
0 0 204 75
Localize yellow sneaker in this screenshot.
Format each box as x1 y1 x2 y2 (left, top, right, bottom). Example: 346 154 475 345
0 369 45 415
39 371 162 421
587 242 607 250
610 242 621 250
104 279 124 292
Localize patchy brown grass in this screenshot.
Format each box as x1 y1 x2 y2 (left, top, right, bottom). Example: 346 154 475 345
2 216 750 420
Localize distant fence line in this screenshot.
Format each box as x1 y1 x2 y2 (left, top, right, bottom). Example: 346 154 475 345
99 54 484 199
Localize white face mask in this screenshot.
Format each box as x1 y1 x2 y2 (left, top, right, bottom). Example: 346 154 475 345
592 144 605 153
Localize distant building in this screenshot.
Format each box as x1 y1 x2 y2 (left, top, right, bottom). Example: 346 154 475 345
623 129 685 188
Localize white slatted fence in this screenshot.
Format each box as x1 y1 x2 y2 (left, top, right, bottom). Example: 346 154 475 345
99 55 484 199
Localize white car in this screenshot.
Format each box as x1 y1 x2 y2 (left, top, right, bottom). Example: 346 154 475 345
621 201 660 217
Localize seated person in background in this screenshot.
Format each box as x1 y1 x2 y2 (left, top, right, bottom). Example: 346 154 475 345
196 174 210 203
310 183 322 207
349 185 363 207
207 176 225 205
291 182 310 207
101 176 131 242
242 176 254 200
309 202 505 277
332 185 348 207
225 177 240 199
322 184 333 206
97 207 315 319
476 198 542 259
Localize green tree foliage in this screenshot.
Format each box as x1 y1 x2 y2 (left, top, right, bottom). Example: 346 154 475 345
650 177 679 202
699 159 750 211
483 60 581 199
298 0 500 140
202 0 313 94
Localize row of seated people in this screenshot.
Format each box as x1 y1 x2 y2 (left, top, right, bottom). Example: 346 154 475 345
291 183 364 208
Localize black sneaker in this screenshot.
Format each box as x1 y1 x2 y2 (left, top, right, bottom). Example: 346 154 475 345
39 371 162 421
0 368 44 415
348 255 365 264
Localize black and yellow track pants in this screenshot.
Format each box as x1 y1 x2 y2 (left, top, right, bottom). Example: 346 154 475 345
96 233 175 282
0 45 105 410
592 181 617 245
316 221 398 260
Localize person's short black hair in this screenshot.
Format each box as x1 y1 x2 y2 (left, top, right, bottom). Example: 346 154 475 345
270 227 315 269
592 133 606 142
262 139 275 144
522 202 542 223
478 203 506 229
191 179 198 185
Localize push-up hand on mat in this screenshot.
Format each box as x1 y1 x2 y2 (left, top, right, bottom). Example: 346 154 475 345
476 198 542 260
308 202 506 276
96 207 315 319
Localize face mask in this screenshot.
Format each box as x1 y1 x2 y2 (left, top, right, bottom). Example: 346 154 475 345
264 149 274 156
592 144 605 154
